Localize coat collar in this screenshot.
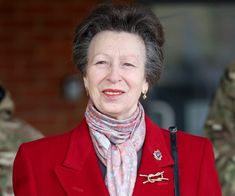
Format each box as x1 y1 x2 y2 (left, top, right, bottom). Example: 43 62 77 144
63 118 93 171
133 116 174 194
140 116 173 169
54 116 174 195
54 118 109 195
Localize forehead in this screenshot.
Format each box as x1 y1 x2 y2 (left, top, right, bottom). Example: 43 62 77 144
88 30 146 57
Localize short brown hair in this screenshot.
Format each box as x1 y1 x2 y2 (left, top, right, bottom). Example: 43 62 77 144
73 4 164 87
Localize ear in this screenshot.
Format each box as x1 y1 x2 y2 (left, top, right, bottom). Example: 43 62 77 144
142 80 149 94
83 76 88 89
83 76 90 97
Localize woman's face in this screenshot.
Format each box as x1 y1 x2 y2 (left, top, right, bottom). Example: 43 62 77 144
84 31 148 120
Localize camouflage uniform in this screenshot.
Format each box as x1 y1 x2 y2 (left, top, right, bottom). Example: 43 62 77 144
0 84 43 196
204 61 235 196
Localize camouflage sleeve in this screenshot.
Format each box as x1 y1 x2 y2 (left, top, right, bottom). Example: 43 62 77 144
0 83 44 195
204 61 235 196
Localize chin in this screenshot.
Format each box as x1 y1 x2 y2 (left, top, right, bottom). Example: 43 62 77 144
103 109 122 119
100 108 124 119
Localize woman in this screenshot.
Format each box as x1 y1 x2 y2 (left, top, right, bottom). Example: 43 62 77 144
13 4 221 196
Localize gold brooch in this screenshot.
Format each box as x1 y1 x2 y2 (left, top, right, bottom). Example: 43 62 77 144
139 171 169 184
153 149 162 160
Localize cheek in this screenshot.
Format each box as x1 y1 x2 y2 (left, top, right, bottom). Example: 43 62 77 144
127 73 146 87
87 79 97 90
85 74 103 93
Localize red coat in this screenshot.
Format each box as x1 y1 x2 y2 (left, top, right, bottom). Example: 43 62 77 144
13 116 221 196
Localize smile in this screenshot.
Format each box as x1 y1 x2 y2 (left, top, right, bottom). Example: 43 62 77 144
102 89 125 96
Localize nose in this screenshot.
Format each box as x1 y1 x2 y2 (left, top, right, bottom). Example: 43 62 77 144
106 63 122 83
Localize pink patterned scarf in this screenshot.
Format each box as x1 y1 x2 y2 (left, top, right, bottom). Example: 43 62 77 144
85 101 146 196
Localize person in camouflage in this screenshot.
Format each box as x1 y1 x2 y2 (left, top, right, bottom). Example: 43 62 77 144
0 83 43 196
204 61 235 196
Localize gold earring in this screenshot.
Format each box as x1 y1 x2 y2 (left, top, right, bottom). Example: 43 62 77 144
142 91 147 100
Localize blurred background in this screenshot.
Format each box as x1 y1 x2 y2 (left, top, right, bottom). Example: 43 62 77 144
0 0 235 136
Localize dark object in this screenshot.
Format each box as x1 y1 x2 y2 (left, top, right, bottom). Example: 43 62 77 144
169 126 180 196
0 85 6 103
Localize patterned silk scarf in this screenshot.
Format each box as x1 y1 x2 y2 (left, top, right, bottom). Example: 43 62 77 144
85 101 146 196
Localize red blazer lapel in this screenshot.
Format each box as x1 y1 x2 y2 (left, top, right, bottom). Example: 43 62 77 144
55 117 174 195
54 119 109 196
133 116 175 195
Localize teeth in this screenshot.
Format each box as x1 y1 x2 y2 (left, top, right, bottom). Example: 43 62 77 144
104 91 122 95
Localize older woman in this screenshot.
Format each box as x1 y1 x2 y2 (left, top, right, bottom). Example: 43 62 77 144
13 4 221 196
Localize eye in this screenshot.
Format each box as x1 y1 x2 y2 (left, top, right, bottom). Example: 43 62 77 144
95 61 107 65
123 63 135 67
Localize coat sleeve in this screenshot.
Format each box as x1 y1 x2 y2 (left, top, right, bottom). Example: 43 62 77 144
197 139 222 196
13 144 37 196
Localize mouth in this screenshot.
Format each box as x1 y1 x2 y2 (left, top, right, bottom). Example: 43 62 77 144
102 89 125 97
